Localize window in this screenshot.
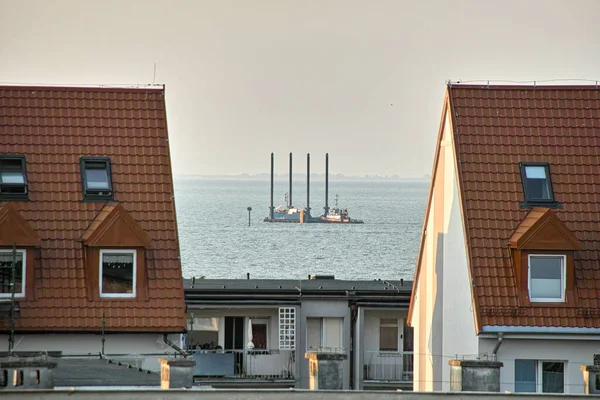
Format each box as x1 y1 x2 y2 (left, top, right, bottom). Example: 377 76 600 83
519 162 555 204
249 318 268 349
515 360 564 393
379 318 399 351
99 250 136 298
528 255 565 302
306 317 343 352
81 157 113 200
279 307 296 350
0 156 28 199
0 250 25 298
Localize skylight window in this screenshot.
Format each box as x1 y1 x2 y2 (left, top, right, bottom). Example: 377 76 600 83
80 157 113 200
0 156 28 200
519 163 555 204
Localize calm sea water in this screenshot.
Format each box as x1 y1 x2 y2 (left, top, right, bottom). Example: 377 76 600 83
173 178 428 280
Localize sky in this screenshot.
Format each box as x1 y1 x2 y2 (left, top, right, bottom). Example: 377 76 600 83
2 0 600 178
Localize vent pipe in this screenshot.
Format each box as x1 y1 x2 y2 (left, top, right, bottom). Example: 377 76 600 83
289 152 293 208
306 153 311 216
269 153 274 219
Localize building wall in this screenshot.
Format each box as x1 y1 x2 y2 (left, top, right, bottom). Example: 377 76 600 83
300 300 351 390
439 112 478 390
363 309 407 353
411 106 476 391
9 389 600 400
0 333 180 372
479 336 600 394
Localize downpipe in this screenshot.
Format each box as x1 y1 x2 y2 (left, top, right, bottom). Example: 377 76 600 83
163 334 188 357
492 332 504 361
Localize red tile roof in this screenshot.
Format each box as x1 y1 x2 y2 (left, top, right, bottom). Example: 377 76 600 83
0 85 185 332
448 84 600 328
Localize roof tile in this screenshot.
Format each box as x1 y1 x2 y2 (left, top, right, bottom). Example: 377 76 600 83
450 84 600 328
0 85 185 332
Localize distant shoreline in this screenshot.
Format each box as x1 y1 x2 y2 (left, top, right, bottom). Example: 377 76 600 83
174 174 430 182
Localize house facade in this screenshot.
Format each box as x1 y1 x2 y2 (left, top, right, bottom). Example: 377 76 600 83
184 276 413 390
408 83 600 393
0 85 187 371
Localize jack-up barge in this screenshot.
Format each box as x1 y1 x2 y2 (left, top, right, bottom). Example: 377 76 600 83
263 153 364 224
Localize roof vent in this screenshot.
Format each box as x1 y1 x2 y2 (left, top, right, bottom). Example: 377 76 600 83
310 275 335 280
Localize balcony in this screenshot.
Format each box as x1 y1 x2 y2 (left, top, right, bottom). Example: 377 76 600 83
364 350 413 385
190 349 295 386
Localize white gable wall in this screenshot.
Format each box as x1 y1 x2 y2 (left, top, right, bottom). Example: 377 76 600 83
439 111 478 390
411 107 478 391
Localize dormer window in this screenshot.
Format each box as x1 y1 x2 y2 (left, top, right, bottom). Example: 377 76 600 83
528 255 565 302
520 163 555 205
0 156 28 200
80 157 113 200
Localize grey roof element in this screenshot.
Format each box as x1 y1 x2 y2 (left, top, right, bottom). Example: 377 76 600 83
53 357 160 387
184 278 412 308
183 278 411 293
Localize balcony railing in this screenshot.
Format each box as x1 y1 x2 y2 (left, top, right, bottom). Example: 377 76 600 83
190 349 295 380
364 351 413 382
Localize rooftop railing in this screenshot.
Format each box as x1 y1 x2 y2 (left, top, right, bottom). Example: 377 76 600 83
189 349 295 380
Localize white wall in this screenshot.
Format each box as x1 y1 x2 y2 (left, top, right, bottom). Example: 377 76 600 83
411 107 476 391
479 336 600 394
0 333 180 372
439 113 478 390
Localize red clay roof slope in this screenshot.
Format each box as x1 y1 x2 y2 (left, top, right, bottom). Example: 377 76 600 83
0 85 185 332
449 84 600 328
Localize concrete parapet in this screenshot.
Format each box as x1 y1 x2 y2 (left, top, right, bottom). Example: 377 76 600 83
0 356 57 389
580 365 600 395
305 352 347 390
449 359 503 392
159 358 195 389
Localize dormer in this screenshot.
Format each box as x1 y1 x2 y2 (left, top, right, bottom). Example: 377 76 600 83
0 204 40 299
81 203 151 301
509 208 580 306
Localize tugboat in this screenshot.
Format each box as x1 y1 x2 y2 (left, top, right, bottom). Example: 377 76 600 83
320 194 364 224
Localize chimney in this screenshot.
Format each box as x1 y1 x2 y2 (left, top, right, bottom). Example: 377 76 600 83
0 357 57 390
159 358 196 389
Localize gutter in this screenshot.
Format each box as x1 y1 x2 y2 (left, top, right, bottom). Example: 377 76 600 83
482 325 600 334
163 334 187 357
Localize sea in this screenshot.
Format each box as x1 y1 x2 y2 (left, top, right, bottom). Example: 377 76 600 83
173 178 428 281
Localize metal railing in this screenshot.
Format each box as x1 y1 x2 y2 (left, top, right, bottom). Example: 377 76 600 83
190 349 295 380
364 350 413 382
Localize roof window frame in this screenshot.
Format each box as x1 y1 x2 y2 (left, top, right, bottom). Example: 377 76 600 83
80 157 114 201
0 249 27 298
527 254 566 303
519 162 558 207
0 155 29 201
99 249 137 299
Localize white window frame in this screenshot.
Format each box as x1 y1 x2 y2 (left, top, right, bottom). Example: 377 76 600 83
0 249 26 298
278 307 296 350
528 254 566 302
515 359 566 393
379 317 400 352
99 249 137 298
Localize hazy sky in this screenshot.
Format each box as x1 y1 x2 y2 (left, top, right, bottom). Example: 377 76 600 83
2 1 599 177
